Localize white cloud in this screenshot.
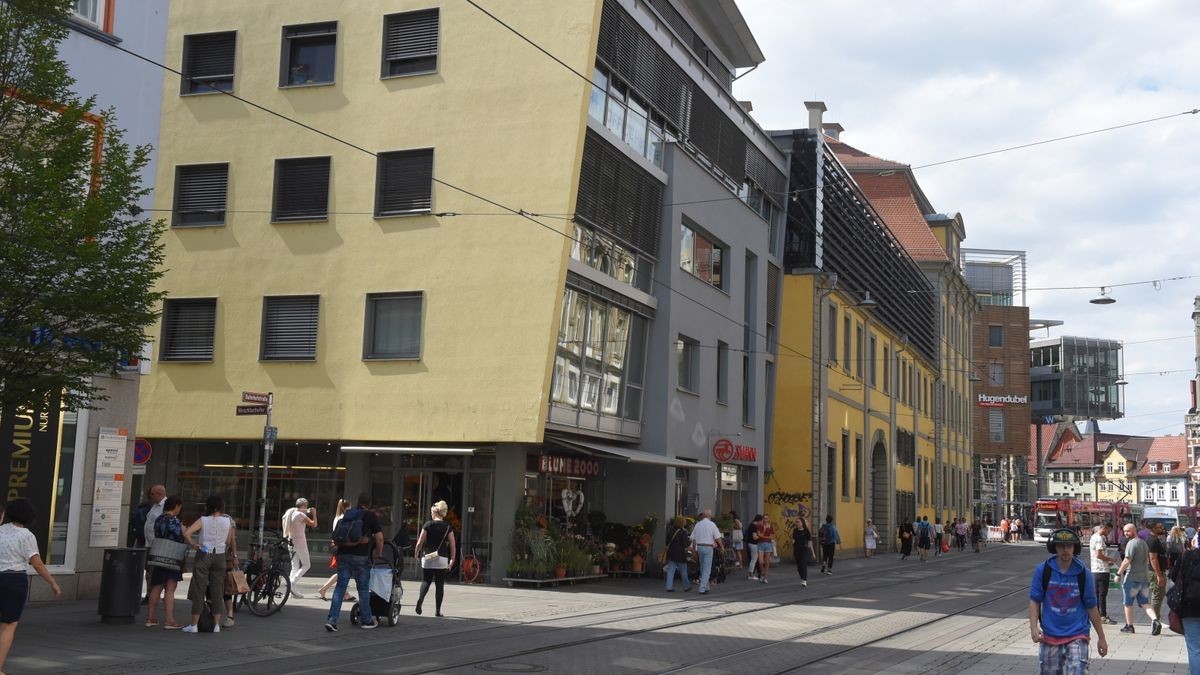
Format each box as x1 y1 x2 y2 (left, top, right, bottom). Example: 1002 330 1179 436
736 0 1200 436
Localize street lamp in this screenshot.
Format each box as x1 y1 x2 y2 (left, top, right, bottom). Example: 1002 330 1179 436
1090 287 1116 305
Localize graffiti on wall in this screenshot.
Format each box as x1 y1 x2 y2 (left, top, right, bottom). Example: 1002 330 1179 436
766 491 812 532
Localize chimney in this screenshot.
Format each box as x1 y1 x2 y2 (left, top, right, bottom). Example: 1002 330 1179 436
822 122 844 141
804 101 827 131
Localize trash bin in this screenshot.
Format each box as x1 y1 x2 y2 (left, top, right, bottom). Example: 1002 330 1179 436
98 547 147 624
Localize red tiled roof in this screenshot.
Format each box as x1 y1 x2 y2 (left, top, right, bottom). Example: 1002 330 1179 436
826 140 950 263
1028 423 1081 474
1136 435 1189 477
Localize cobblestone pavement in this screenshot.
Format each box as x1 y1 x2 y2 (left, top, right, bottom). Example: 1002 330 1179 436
4 542 1190 674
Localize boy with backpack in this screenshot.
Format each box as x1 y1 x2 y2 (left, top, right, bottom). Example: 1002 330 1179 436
1029 528 1108 672
818 515 841 575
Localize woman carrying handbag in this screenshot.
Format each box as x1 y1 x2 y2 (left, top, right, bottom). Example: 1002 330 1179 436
412 500 456 617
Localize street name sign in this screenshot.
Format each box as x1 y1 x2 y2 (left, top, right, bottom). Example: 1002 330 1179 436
242 391 270 404
236 405 268 416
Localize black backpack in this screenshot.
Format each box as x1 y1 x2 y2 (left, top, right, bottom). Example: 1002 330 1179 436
332 509 366 549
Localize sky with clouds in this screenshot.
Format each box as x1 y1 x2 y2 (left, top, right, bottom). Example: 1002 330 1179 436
735 0 1200 439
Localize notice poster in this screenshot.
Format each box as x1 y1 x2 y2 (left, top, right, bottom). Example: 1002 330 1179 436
89 427 127 548
0 394 64 559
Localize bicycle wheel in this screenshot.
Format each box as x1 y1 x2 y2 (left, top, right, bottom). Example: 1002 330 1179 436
248 570 291 616
461 556 480 584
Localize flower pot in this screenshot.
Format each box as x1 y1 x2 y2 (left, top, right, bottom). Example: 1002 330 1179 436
631 556 644 573
554 566 567 578
592 565 602 575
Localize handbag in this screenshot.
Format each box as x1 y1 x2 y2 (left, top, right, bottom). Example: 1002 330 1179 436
147 537 188 571
423 523 450 562
229 569 250 594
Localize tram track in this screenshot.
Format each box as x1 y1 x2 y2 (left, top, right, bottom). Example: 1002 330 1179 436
277 543 1032 674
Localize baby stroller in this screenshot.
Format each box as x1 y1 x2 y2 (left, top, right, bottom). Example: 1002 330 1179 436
687 548 729 587
350 540 404 627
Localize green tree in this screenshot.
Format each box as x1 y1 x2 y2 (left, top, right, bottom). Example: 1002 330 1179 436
0 0 165 411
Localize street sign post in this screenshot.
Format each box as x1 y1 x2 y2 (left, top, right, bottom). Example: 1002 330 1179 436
234 392 276 558
242 391 270 404
236 405 268 416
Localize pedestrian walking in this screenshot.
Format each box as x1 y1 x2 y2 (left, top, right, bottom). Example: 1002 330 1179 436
1167 525 1188 571
1029 528 1108 672
325 494 383 632
745 514 762 581
145 496 185 629
757 515 775 584
818 515 841 575
663 516 692 592
413 500 456 616
1116 523 1161 635
181 495 237 634
1169 542 1200 671
139 484 166 605
793 513 814 587
1148 521 1169 625
282 498 317 598
864 519 878 558
933 518 943 557
318 499 354 602
956 518 969 551
729 511 744 569
898 520 914 560
1001 517 1010 543
971 519 983 553
1089 522 1118 625
1012 517 1023 542
917 516 932 562
0 499 62 675
689 509 724 594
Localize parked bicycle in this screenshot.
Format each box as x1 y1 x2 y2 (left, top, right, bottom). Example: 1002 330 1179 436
236 530 293 617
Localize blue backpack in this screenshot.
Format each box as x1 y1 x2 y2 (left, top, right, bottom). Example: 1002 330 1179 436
332 509 365 549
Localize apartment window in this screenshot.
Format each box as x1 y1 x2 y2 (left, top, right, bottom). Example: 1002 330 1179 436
679 221 724 289
375 149 433 215
382 8 439 77
869 335 877 386
1145 488 1154 501
281 22 337 86
841 431 850 499
988 362 1004 386
988 325 1003 347
676 336 699 393
261 296 319 361
71 0 106 25
363 292 423 359
1172 485 1179 501
842 314 851 373
855 324 864 379
827 304 838 365
160 298 216 362
716 341 729 404
1106 461 1113 473
1159 486 1166 501
273 157 330 222
989 409 1005 442
181 31 236 94
1150 463 1157 473
173 163 229 227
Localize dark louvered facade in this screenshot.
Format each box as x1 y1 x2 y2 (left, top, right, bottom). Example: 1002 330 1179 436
575 129 664 258
778 130 938 362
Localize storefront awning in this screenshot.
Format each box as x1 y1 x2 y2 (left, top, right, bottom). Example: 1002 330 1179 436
339 445 478 455
545 434 711 470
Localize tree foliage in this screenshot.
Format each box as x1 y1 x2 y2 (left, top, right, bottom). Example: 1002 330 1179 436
0 0 166 410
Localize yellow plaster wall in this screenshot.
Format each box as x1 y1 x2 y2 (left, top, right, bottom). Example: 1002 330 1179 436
766 275 815 537
139 1 603 441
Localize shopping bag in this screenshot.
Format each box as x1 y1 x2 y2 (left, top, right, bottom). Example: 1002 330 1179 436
370 566 393 600
147 538 188 570
940 540 950 554
230 569 250 594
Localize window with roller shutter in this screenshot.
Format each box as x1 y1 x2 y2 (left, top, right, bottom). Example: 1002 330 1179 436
375 149 433 216
272 157 330 222
161 299 217 362
173 163 228 227
381 9 439 78
261 296 319 361
181 31 236 94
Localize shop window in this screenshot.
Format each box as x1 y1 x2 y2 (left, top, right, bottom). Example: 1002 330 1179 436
363 291 422 359
181 31 236 94
173 163 228 227
375 148 433 216
382 9 439 77
677 335 699 393
261 295 319 361
160 298 217 361
272 157 330 221
281 22 337 86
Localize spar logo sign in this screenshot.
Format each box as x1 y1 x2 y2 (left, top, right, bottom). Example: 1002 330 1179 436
713 439 758 464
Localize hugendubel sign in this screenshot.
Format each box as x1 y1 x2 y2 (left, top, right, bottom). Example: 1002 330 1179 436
977 393 1028 408
713 439 757 464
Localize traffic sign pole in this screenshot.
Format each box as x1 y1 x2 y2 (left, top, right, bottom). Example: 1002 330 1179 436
256 392 275 559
